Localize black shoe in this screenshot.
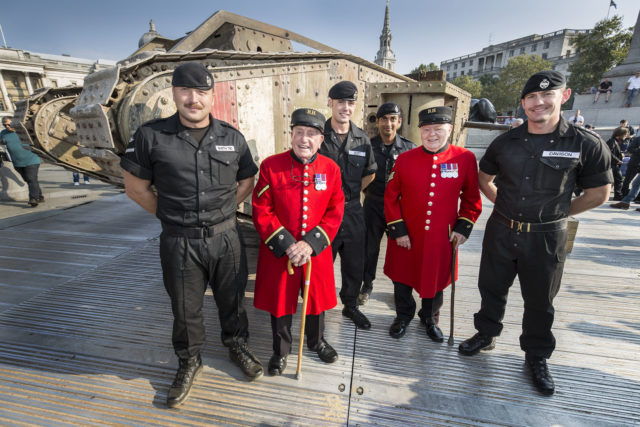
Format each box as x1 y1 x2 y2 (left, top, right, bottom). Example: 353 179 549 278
358 283 373 306
166 354 203 408
342 306 371 329
526 354 555 396
389 318 408 339
425 323 444 343
458 332 496 356
268 353 287 376
28 198 38 207
36 196 45 203
229 343 263 381
314 339 338 363
610 202 630 210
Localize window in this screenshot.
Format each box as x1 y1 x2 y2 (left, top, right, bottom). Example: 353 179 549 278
447 65 450 71
454 64 458 70
542 53 548 59
531 43 537 52
566 50 571 57
544 41 550 49
509 49 514 57
520 47 525 54
469 59 473 66
461 61 465 67
453 72 457 78
461 70 464 75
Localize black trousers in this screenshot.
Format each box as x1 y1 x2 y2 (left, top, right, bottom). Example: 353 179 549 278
474 216 567 358
14 164 42 200
363 196 386 290
393 281 443 325
622 161 640 196
159 225 249 359
332 202 366 307
612 164 623 198
271 312 324 357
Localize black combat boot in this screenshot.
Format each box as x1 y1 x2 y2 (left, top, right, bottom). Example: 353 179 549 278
166 354 203 408
526 354 555 396
229 342 264 380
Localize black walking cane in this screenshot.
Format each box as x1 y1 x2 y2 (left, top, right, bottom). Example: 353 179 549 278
448 237 458 346
287 259 312 379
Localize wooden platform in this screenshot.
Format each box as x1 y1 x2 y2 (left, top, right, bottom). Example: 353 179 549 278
0 194 638 426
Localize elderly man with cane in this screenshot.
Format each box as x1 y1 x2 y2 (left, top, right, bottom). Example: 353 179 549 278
383 106 482 341
252 108 345 376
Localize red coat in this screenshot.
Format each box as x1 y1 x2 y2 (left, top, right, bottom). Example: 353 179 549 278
252 151 344 316
384 145 482 298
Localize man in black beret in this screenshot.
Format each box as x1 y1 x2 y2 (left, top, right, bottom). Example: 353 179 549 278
121 61 263 408
359 102 415 305
319 80 377 329
459 70 613 396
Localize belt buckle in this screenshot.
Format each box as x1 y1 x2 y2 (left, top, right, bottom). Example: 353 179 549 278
510 219 530 232
202 226 211 238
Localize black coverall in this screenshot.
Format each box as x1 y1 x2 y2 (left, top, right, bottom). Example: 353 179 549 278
121 113 258 359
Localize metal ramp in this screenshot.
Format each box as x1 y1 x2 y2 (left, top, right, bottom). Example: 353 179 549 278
0 194 638 426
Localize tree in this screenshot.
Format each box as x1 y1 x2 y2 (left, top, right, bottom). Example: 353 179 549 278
410 62 439 73
479 74 500 103
493 54 552 112
451 75 482 98
567 16 631 93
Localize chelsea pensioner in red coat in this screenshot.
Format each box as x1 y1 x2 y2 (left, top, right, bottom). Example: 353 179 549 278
252 108 345 376
383 106 482 341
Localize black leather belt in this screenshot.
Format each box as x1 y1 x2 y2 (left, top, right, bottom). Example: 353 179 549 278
491 211 567 233
161 217 236 238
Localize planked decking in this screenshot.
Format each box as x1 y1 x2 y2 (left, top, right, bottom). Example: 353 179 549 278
0 193 638 426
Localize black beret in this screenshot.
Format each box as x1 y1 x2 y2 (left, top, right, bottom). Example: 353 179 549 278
172 62 214 90
290 108 326 132
418 106 452 126
376 102 401 118
328 81 358 100
521 70 565 98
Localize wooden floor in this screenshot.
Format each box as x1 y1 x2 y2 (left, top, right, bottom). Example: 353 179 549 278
0 194 638 426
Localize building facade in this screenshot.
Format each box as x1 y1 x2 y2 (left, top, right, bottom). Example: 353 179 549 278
440 29 588 81
0 47 115 117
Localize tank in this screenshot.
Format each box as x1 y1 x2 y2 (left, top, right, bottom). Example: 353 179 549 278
12 10 472 189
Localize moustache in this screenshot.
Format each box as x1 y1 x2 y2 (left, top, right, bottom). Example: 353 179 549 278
185 103 204 110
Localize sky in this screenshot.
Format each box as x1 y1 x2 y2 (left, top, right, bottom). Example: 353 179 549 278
1 0 638 75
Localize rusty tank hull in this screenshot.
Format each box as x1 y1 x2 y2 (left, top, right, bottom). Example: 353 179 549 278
12 10 472 190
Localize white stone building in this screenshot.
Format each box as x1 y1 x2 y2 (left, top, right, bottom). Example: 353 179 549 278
440 29 589 81
0 47 115 117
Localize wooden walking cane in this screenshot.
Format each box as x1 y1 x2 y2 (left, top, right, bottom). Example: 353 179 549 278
448 237 458 346
287 258 312 379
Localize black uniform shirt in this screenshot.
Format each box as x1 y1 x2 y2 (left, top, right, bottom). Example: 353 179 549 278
320 119 377 202
120 113 258 227
365 133 415 201
480 118 612 223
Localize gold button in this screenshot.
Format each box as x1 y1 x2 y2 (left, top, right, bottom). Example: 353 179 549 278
303 206 308 211
303 197 308 202
429 192 434 196
302 223 307 228
428 201 433 206
427 211 432 215
304 190 309 195
425 226 430 230
430 183 435 187
431 173 436 178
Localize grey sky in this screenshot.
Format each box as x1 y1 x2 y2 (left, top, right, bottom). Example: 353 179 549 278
1 0 637 74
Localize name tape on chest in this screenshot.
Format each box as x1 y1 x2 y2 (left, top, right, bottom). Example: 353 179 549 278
348 150 366 157
216 146 235 152
125 147 135 153
542 151 580 159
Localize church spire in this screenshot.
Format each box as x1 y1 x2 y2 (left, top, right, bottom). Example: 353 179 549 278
374 0 396 71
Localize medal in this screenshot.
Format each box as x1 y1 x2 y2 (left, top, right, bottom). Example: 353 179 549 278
315 173 327 190
440 163 459 178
